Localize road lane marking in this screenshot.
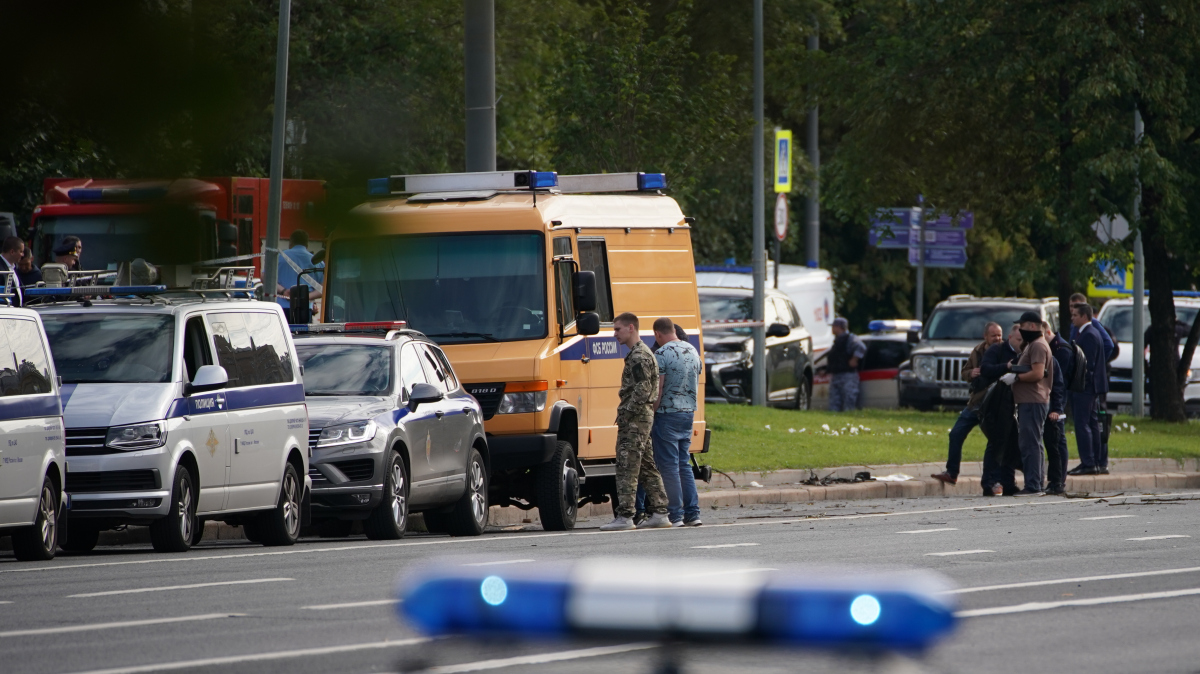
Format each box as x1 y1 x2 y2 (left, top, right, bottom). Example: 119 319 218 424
925 549 992 557
423 642 658 673
462 559 535 567
1079 515 1136 520
10 490 1200 575
0 601 11 604
65 638 430 674
950 565 1200 594
691 543 760 549
896 528 958 534
1127 535 1190 541
68 578 292 598
956 587 1200 618
302 599 400 610
0 613 240 638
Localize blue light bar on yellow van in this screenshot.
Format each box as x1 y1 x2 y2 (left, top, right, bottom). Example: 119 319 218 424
556 173 668 194
869 319 923 333
24 285 168 297
399 558 957 651
368 171 558 195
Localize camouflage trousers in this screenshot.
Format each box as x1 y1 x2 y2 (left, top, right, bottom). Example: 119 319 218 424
615 418 668 517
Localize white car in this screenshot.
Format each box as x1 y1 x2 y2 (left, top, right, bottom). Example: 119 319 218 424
1097 297 1200 416
0 306 66 561
34 284 310 553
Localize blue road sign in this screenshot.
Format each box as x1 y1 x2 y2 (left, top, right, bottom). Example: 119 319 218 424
909 247 968 268
870 208 920 249
922 211 974 229
869 227 913 248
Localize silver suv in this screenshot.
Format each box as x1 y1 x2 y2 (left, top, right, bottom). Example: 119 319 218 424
899 295 1059 410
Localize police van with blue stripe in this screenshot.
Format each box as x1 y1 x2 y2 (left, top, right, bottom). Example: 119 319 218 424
29 269 310 552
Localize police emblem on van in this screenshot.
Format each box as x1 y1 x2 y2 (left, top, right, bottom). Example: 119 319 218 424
206 429 220 457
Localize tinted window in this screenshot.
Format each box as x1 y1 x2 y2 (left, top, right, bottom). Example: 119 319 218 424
182 316 214 382
577 239 614 322
4 319 53 395
555 260 574 329
430 346 458 390
925 307 1029 340
209 312 294 387
1101 305 1197 343
419 344 454 393
399 343 429 398
0 321 13 396
41 313 173 384
297 344 391 395
699 293 753 334
863 340 911 370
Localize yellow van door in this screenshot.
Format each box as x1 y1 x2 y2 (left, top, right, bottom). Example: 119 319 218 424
551 236 589 440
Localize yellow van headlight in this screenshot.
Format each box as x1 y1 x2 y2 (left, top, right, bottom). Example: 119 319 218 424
498 381 549 414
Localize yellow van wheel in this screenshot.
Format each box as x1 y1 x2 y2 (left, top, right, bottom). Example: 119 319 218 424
536 441 578 531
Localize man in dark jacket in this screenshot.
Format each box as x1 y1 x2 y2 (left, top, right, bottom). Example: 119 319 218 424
979 324 1022 495
1068 303 1109 475
933 322 1003 485
1044 322 1070 494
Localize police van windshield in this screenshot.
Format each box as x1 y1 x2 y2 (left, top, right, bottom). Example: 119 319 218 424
699 293 753 334
1101 305 1197 343
40 314 174 383
925 307 1028 340
326 233 546 343
296 343 392 395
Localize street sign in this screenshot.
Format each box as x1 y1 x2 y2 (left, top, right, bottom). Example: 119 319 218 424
869 227 913 248
908 247 967 268
774 129 792 193
774 193 788 241
1088 255 1134 297
922 211 974 229
869 208 920 249
872 227 967 248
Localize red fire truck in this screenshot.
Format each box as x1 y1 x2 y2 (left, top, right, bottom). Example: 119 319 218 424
29 177 326 275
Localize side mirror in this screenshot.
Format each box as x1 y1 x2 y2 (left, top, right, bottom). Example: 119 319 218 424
573 270 598 312
217 220 238 243
766 322 791 338
186 365 228 395
576 312 601 336
408 382 443 410
907 330 921 344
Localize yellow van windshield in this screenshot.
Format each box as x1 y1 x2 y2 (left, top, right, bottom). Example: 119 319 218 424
327 232 547 343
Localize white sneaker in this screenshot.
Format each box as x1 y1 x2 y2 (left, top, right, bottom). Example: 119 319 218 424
600 516 636 531
638 513 672 529
671 520 684 528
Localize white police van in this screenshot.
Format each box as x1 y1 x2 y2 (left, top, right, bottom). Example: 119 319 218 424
0 305 66 561
30 272 310 552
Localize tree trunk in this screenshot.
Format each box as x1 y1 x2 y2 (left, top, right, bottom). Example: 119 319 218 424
1056 245 1073 338
1140 186 1187 422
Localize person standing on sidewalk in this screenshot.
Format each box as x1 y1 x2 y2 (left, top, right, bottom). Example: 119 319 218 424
601 312 671 531
1043 321 1070 494
980 324 1022 495
1000 312 1054 496
647 317 704 527
933 322 1003 486
1068 302 1107 476
828 318 866 412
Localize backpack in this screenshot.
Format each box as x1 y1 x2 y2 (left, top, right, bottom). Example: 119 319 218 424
1066 342 1088 393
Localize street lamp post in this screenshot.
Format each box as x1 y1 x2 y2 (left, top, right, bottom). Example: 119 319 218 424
263 0 292 306
751 0 766 407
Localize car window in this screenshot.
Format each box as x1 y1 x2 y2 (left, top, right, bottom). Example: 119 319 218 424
772 298 797 328
577 238 615 323
40 313 174 384
863 340 911 370
699 293 753 334
208 311 294 388
182 316 214 382
399 342 429 399
3 319 53 396
419 344 453 393
925 307 1028 340
430 345 458 390
296 344 391 395
0 319 14 396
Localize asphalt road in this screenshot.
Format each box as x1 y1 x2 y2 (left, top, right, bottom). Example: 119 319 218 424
3 489 1200 674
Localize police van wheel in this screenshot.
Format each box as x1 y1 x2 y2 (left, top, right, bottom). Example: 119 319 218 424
13 478 59 561
444 449 488 537
535 441 578 531
150 467 197 553
365 452 408 540
259 464 302 546
795 376 812 411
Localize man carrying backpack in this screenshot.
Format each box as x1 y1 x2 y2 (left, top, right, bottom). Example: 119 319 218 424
1044 322 1073 494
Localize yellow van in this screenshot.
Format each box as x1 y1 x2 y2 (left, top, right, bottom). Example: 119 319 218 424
320 171 708 531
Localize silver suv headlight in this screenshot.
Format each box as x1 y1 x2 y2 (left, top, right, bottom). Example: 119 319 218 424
106 422 166 451
913 356 937 383
497 391 547 415
705 350 749 364
318 420 377 447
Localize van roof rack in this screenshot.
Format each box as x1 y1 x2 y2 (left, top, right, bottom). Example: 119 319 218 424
22 266 261 303
290 321 411 341
366 171 666 196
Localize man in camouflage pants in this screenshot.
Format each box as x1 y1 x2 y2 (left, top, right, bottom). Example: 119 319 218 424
600 312 672 531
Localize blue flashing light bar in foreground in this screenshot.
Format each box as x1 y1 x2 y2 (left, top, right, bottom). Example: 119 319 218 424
23 285 168 297
869 319 923 333
398 558 957 652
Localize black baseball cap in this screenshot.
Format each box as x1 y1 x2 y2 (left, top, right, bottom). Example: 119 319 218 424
1018 311 1042 325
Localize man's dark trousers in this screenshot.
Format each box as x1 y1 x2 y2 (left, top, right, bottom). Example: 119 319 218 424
1044 417 1067 487
1071 392 1101 469
981 432 1016 493
945 407 979 478
1017 402 1048 491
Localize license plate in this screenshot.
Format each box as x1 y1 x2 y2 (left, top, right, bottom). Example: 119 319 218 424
1117 405 1133 415
941 388 970 400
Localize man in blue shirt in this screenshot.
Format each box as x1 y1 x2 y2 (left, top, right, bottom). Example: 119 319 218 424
276 230 323 323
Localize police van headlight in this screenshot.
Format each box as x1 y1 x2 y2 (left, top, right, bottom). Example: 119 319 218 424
913 356 937 383
498 391 548 415
106 422 166 451
318 420 378 448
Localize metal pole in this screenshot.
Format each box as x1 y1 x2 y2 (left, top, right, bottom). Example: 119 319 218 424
916 199 926 322
773 239 780 288
263 0 291 305
751 0 766 407
804 26 820 269
1132 109 1146 418
464 0 496 172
